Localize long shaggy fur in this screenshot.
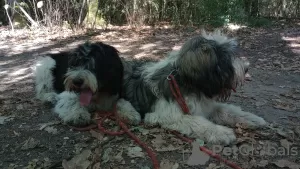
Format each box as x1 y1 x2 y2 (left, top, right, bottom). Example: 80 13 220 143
120 30 267 145
34 42 128 125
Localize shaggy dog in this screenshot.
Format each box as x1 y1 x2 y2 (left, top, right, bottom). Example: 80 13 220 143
119 30 267 145
34 42 135 125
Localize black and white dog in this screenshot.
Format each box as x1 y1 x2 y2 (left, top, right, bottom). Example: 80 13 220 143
34 42 136 125
119 30 267 145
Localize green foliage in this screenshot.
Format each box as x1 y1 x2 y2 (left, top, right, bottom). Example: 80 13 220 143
84 0 106 27
1 0 298 28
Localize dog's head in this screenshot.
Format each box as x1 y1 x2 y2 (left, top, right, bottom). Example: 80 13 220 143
176 30 249 101
64 41 120 106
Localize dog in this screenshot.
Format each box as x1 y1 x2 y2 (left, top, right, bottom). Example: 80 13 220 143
119 30 267 145
34 41 135 126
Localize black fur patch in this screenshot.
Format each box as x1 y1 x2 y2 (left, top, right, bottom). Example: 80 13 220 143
49 41 124 97
122 59 157 118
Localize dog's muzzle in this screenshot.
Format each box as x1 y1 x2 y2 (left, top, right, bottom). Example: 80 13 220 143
68 78 94 106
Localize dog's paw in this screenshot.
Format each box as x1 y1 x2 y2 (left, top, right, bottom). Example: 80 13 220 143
117 99 141 125
62 111 92 127
206 125 236 145
240 114 267 129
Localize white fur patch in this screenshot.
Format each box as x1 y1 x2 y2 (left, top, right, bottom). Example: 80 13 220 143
64 68 98 93
143 94 266 145
116 99 141 124
54 91 91 125
201 29 237 49
34 56 58 103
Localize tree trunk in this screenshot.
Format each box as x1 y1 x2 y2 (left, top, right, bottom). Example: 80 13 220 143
78 0 87 25
250 0 259 17
158 0 164 21
244 0 251 16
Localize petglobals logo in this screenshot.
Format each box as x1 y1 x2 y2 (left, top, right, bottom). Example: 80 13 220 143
211 142 299 157
183 140 299 166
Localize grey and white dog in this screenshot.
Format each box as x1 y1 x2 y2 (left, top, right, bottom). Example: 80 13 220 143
118 30 267 145
34 42 130 126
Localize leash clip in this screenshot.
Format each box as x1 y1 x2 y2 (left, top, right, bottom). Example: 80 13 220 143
167 69 178 80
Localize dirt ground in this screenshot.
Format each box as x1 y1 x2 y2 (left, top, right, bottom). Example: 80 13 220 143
0 20 300 169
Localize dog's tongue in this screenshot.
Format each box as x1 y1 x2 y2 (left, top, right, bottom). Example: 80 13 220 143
80 89 92 106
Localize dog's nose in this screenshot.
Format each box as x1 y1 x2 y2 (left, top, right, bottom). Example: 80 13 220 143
73 79 84 87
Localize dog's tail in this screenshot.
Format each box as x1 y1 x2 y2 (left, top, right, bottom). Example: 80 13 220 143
34 56 58 104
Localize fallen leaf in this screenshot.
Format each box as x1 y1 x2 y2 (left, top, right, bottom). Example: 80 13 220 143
280 89 300 100
127 146 145 158
16 104 24 110
187 141 210 166
170 137 184 145
8 163 18 169
62 149 92 169
44 126 58 134
257 160 269 167
255 100 267 107
160 159 179 169
149 128 164 133
294 126 300 136
156 144 181 152
248 159 257 168
26 159 39 169
39 121 60 130
90 130 104 141
13 131 20 136
280 139 293 149
273 100 296 112
206 163 221 169
92 162 101 169
151 135 166 148
0 116 14 125
141 129 150 135
114 150 124 163
273 159 300 169
21 137 39 150
276 127 295 140
102 148 112 163
42 158 52 168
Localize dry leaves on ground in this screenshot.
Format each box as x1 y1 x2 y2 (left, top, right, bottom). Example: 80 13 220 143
281 89 300 100
257 160 269 167
21 137 40 150
273 159 300 169
127 146 145 158
0 116 14 124
159 159 179 169
272 99 297 112
62 149 92 169
90 130 104 141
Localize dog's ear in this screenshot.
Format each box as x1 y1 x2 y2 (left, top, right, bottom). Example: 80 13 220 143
218 39 238 54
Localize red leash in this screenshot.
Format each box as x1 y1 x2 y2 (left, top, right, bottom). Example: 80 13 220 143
71 73 242 169
167 74 243 169
72 105 160 169
167 74 190 114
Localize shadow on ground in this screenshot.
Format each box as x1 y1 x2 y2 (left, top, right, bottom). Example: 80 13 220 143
0 22 299 169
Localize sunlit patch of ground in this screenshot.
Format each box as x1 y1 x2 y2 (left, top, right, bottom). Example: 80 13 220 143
0 22 300 169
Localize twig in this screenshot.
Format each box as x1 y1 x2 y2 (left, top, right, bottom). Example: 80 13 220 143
15 1 38 27
4 5 14 31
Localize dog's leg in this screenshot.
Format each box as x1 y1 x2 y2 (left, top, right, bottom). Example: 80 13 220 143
54 91 91 126
209 102 267 129
34 56 58 103
144 98 236 145
116 99 141 125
